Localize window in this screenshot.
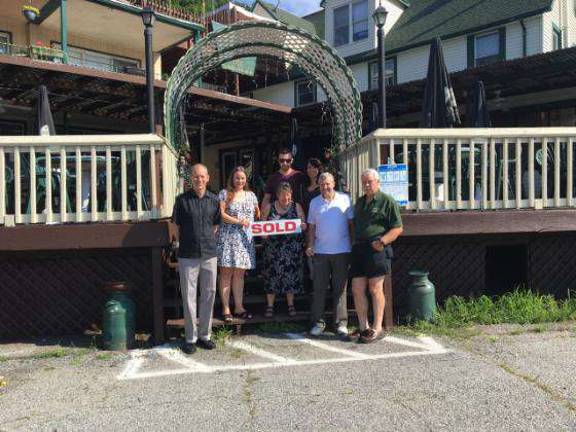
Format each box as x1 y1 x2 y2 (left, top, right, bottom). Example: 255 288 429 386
474 31 501 66
334 5 349 47
553 25 562 50
352 0 369 41
0 31 11 55
295 79 317 106
368 58 396 90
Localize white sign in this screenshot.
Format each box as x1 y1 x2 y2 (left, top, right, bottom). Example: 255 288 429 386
251 219 302 237
378 164 409 206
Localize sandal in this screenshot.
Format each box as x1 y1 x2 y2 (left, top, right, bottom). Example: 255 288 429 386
360 328 380 344
347 329 362 342
287 305 297 317
234 310 253 320
264 306 274 318
222 313 234 323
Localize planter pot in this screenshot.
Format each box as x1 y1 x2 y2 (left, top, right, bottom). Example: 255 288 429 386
22 9 38 23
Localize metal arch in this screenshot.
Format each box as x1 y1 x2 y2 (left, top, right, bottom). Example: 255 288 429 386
164 20 363 155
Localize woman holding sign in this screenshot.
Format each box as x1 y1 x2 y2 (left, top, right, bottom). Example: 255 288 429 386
217 166 260 322
261 182 307 318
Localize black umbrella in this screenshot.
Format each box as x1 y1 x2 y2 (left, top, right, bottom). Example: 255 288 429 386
419 37 461 128
467 80 491 127
36 85 55 136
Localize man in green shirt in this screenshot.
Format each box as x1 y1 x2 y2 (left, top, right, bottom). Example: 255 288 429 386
349 168 403 343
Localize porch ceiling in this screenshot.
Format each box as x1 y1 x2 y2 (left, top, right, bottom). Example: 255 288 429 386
38 0 198 52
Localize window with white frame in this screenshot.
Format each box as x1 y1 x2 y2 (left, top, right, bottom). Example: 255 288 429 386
352 0 369 42
0 31 10 55
369 58 396 89
474 31 501 66
295 79 317 106
334 5 350 47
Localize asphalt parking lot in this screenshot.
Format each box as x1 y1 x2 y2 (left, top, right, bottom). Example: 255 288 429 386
1 324 575 431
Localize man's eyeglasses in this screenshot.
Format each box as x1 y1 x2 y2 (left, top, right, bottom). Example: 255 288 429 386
279 158 293 164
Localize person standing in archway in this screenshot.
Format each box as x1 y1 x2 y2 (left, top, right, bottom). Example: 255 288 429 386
261 148 307 209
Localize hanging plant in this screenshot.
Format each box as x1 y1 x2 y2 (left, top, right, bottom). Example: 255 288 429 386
22 5 40 23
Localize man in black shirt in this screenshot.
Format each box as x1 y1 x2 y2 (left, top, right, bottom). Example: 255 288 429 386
172 163 221 354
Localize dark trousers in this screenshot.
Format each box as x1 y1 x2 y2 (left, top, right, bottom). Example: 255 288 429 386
311 253 350 326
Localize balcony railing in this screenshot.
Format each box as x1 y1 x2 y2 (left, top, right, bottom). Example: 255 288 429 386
340 128 576 211
0 43 65 63
0 135 178 226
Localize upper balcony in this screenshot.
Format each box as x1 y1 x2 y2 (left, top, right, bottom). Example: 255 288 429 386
0 0 204 79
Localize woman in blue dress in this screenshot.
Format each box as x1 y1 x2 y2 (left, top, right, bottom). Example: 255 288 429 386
217 166 260 322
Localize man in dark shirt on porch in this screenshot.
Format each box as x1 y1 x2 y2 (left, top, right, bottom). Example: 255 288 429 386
172 163 221 355
262 148 307 208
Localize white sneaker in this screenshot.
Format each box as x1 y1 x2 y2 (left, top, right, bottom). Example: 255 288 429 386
310 322 325 336
336 323 349 337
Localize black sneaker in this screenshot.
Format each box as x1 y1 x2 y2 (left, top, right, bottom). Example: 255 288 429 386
181 343 196 355
197 339 216 350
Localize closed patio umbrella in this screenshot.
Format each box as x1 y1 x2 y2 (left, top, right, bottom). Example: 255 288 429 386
467 80 491 127
419 37 461 128
36 85 55 136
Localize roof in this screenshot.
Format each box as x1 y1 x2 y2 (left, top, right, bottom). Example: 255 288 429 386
303 10 325 39
251 1 318 35
386 0 554 53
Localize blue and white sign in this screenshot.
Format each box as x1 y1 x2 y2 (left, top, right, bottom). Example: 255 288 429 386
378 164 408 206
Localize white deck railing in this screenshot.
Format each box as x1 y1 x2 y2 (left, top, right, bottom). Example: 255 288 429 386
340 128 576 210
0 134 178 226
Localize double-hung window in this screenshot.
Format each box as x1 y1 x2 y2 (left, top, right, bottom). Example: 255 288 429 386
334 5 350 47
295 79 317 107
368 58 396 89
352 0 369 42
473 31 503 66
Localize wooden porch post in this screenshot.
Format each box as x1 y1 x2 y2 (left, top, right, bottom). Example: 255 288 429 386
151 247 164 344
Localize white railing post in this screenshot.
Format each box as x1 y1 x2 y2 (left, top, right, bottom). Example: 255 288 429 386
469 140 475 209
106 146 113 221
90 145 98 222
429 139 436 209
75 146 82 222
30 146 37 223
528 138 535 208
456 139 462 209
14 147 21 224
515 138 522 209
60 146 67 223
121 145 128 220
554 138 561 207
568 138 574 207
541 138 548 208
481 140 488 210
150 144 158 218
416 138 423 209
489 138 496 209
503 138 509 208
45 147 52 224
443 139 449 209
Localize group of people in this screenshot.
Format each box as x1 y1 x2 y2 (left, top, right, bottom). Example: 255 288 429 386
172 149 403 354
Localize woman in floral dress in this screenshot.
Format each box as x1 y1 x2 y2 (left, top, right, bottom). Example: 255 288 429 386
261 182 307 318
217 166 260 322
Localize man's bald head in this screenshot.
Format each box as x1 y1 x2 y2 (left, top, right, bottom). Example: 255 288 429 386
189 163 210 196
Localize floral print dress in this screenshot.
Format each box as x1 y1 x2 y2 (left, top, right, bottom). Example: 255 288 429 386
217 190 258 269
263 201 303 294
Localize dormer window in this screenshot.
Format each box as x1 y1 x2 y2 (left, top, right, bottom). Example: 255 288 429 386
333 0 369 47
334 5 350 47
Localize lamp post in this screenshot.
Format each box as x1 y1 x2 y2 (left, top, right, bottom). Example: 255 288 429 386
373 4 388 129
141 6 156 134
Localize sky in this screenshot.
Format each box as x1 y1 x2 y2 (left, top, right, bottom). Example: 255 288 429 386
268 0 322 17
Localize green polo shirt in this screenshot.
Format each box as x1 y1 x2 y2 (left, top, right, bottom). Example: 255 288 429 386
354 191 403 241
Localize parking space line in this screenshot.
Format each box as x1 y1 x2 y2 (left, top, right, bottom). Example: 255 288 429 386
117 350 147 380
228 340 297 364
285 333 372 359
154 345 212 372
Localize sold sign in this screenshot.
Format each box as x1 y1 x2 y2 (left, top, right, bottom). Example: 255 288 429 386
251 219 302 237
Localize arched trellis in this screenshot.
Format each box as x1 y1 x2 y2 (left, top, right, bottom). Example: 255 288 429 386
164 20 363 156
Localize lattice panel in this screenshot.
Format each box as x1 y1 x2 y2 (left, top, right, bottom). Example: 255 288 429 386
391 240 485 319
0 250 153 338
529 234 576 298
165 21 362 156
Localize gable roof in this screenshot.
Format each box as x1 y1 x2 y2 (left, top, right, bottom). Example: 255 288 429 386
251 1 318 35
385 0 554 53
303 10 325 39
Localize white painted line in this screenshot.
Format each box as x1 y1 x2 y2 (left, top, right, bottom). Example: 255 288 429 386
384 335 447 352
117 350 146 380
286 333 373 359
154 345 212 372
118 349 450 380
228 340 297 364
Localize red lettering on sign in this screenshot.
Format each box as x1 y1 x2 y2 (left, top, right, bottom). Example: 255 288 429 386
252 224 262 234
275 222 285 233
285 221 296 232
264 223 274 233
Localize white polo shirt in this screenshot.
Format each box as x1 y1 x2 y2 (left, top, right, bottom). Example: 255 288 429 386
307 191 353 254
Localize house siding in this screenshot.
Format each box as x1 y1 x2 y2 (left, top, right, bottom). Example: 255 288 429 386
543 0 561 51
250 81 295 106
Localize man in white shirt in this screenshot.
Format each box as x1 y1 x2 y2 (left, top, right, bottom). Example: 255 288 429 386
306 172 354 337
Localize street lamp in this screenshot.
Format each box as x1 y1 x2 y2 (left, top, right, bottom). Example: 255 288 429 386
141 6 156 134
373 4 388 129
